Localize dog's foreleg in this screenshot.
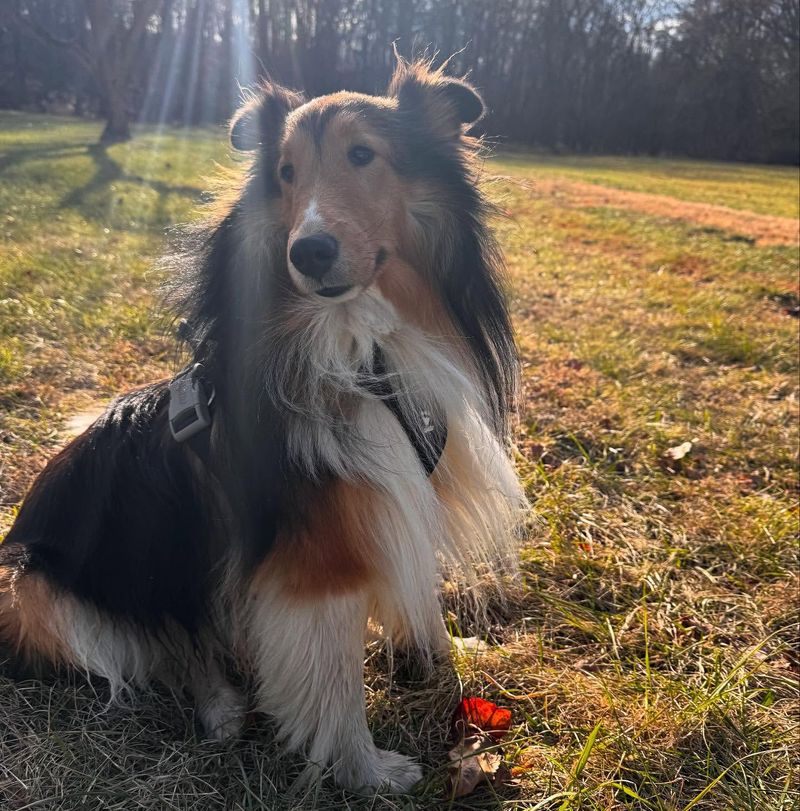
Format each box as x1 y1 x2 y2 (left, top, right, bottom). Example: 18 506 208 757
248 581 422 793
188 658 247 741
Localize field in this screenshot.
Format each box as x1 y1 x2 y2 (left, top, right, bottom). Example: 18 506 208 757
0 110 798 810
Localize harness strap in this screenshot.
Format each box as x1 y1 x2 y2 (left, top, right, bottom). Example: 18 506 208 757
169 343 447 476
361 345 447 476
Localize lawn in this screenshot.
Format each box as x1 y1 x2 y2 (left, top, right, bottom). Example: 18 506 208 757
1 111 798 810
498 151 800 219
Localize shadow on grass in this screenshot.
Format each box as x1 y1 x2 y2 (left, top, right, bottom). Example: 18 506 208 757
0 143 87 173
0 140 201 227
60 142 200 211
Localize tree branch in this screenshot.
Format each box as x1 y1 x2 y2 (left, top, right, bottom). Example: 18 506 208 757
121 0 164 76
8 6 94 75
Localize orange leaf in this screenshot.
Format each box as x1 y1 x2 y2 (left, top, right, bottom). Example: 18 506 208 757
452 697 512 740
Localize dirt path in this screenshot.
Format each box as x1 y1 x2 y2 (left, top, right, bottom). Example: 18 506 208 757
536 178 799 246
63 404 107 439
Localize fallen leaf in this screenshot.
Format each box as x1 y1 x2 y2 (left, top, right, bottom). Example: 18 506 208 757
664 440 692 461
447 732 511 798
450 635 489 656
451 697 512 740
526 442 546 460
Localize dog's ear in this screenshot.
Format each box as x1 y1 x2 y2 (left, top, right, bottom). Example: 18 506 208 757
230 82 305 151
388 58 486 140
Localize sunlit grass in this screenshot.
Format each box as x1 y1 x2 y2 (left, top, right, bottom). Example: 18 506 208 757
1 114 798 810
0 112 231 512
496 151 800 218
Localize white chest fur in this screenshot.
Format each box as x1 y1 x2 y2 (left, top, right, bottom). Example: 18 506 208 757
271 289 526 650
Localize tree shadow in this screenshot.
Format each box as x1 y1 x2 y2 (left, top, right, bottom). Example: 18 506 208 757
1 140 204 229
0 143 88 173
60 143 201 220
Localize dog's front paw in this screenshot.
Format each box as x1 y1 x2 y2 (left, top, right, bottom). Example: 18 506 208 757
197 682 246 741
337 748 422 794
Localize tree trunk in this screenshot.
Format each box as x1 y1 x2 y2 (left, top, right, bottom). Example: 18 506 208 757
84 0 162 143
9 0 28 106
99 77 131 142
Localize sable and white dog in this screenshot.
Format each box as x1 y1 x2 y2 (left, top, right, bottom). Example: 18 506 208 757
0 59 525 793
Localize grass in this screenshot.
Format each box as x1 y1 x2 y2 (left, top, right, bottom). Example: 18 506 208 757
0 111 230 510
497 151 800 218
1 111 798 810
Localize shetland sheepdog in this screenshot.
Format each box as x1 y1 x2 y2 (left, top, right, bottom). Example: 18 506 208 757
0 58 525 793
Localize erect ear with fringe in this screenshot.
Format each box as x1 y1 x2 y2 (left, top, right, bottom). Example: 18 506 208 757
388 59 485 140
229 81 305 152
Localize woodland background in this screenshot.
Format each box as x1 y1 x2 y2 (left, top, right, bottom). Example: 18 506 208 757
1 0 798 163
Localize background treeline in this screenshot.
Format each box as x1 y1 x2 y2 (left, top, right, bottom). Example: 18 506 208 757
1 0 798 163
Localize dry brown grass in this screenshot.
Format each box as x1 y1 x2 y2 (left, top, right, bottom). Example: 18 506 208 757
531 177 799 246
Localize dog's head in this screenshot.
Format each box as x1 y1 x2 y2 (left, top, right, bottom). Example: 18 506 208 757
229 59 485 302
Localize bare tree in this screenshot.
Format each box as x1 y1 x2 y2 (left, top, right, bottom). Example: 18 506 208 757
1 0 797 162
8 0 163 142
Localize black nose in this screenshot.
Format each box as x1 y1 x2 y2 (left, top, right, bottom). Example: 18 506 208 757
289 233 339 280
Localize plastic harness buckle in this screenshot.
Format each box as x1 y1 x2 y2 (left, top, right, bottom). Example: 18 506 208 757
168 363 212 442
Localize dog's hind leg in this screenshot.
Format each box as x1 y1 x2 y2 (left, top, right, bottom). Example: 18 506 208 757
0 564 68 676
248 579 422 794
57 605 247 739
2 558 245 741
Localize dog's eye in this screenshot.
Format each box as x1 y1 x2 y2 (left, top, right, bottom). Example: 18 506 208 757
279 164 294 183
348 146 374 167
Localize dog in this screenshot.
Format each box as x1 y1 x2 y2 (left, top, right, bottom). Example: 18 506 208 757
0 58 525 793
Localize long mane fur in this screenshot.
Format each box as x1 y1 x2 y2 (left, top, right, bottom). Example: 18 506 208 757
162 62 521 581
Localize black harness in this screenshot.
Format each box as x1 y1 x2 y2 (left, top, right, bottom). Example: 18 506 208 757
359 345 448 476
168 340 447 476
